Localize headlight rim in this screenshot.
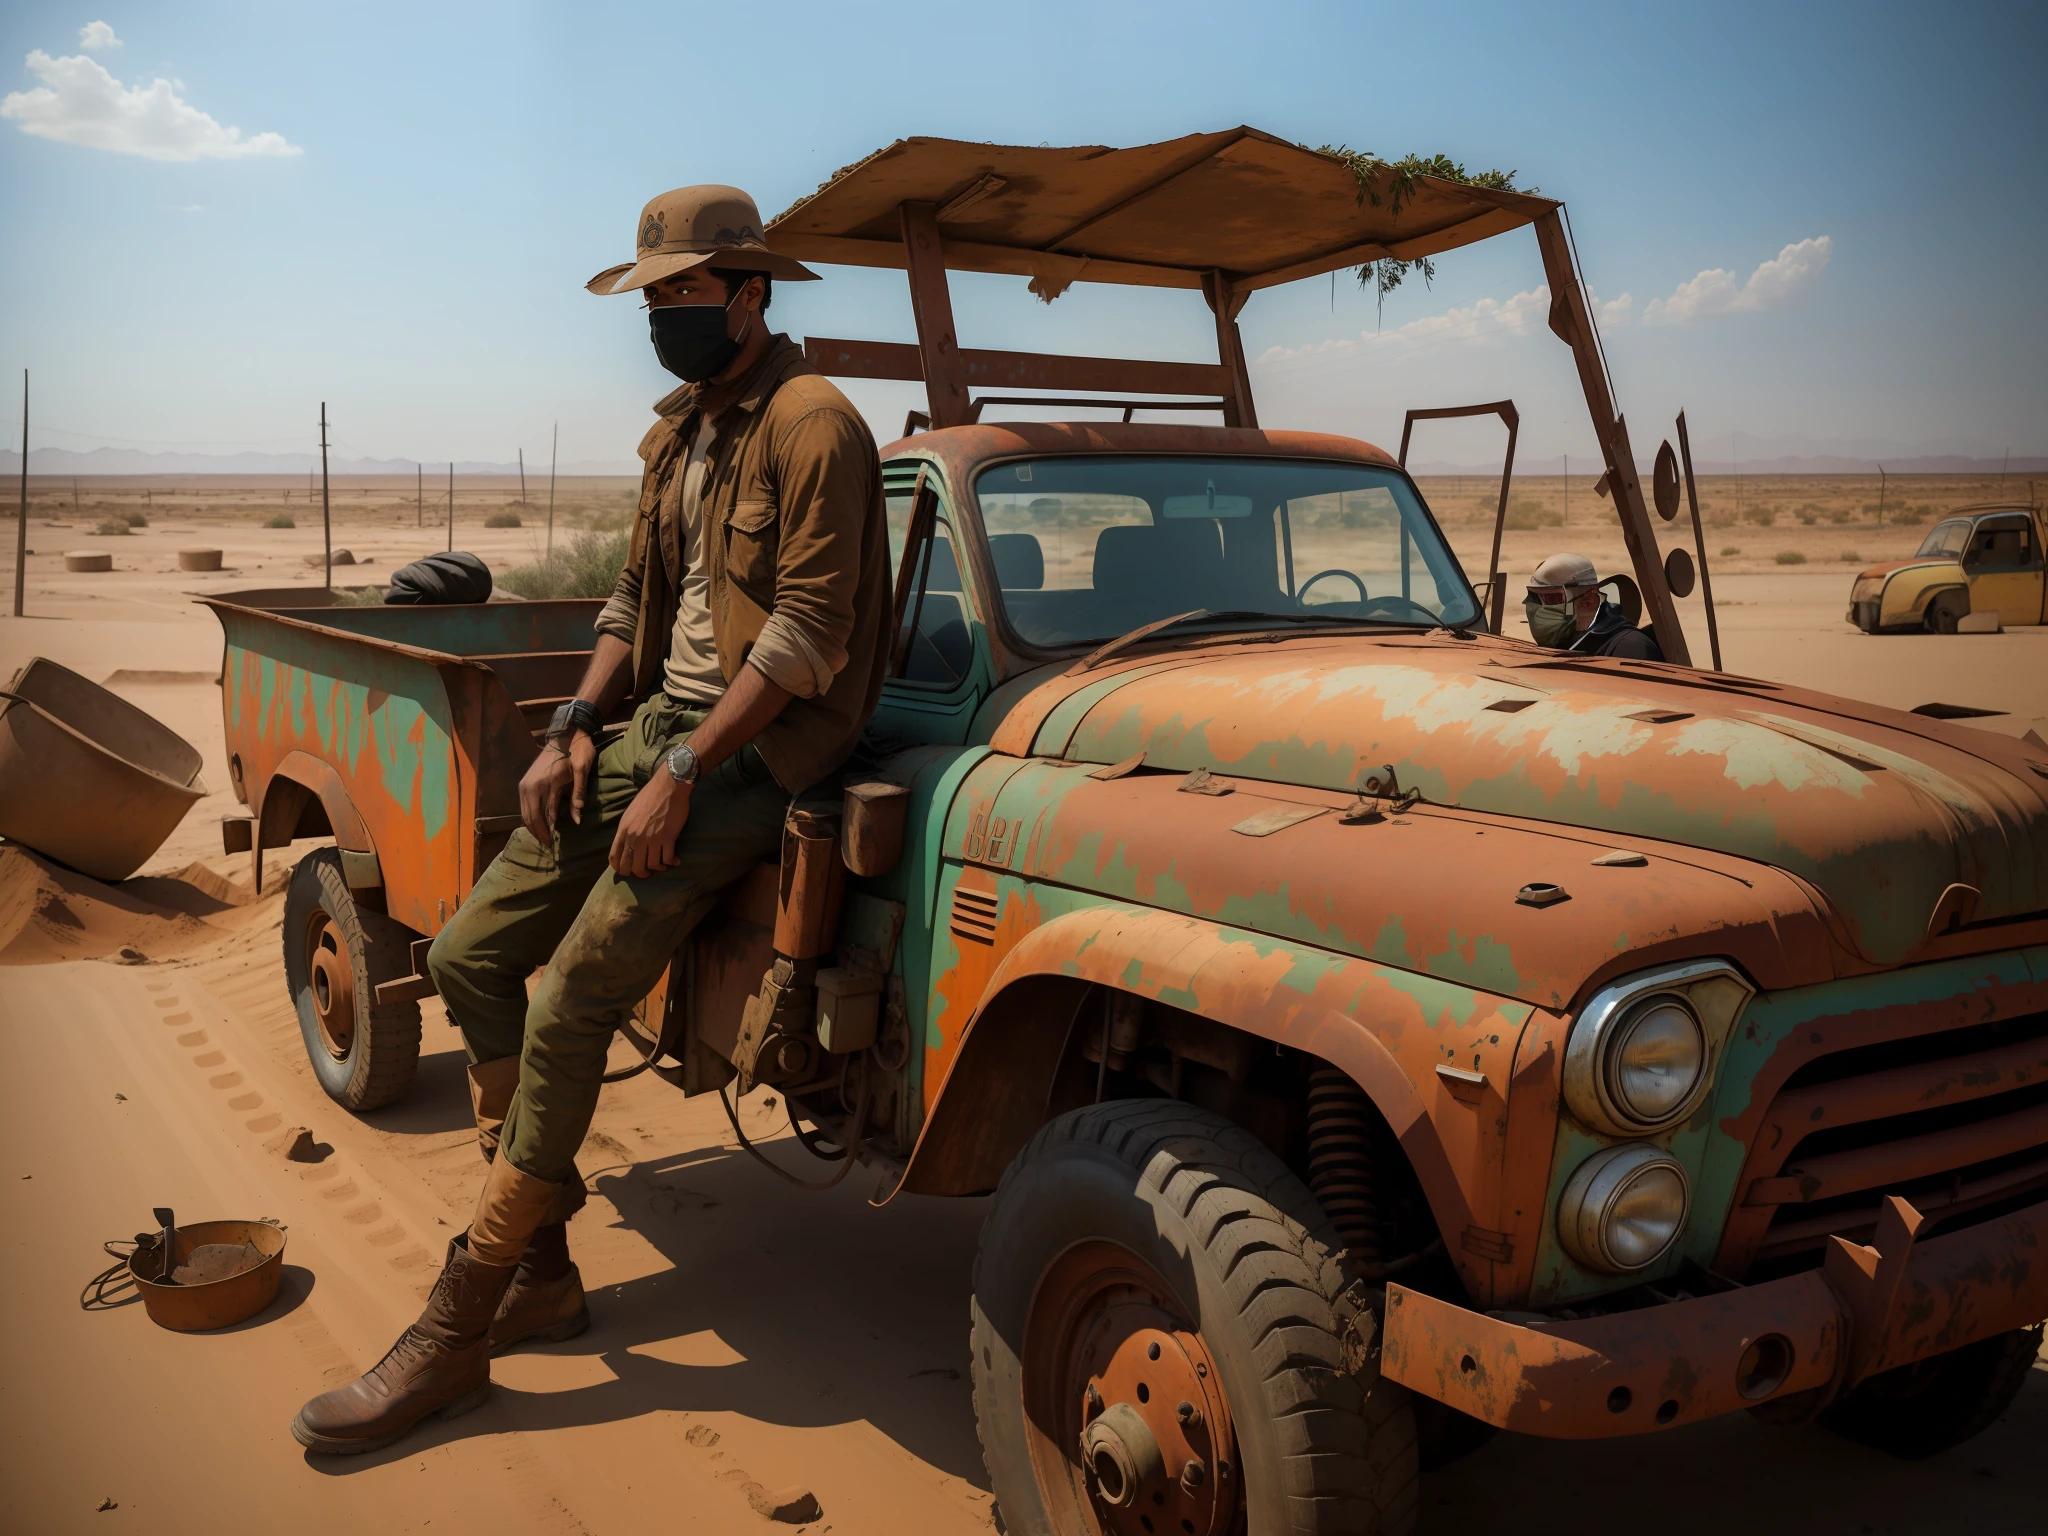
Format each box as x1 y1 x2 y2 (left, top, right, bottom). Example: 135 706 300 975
1561 959 1754 1138
1557 1142 1692 1275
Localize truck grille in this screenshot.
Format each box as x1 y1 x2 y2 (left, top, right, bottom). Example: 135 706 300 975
1736 1009 2048 1278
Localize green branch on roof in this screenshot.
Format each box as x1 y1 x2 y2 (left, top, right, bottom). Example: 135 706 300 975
1312 145 1533 319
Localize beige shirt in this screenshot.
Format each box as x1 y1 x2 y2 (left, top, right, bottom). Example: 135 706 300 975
597 417 725 704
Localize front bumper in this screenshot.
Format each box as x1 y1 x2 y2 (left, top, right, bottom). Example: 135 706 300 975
1379 1194 2048 1438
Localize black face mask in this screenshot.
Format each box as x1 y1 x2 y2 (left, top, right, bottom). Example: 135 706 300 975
648 288 750 382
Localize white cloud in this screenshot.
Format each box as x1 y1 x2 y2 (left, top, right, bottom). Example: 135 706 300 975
1260 285 1555 368
1642 236 1832 326
78 21 120 50
1 47 300 160
1594 292 1633 328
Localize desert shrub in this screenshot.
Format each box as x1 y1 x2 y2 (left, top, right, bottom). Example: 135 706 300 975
1720 545 1741 556
497 528 630 599
122 509 148 527
1503 498 1563 530
485 511 522 528
1828 506 1856 523
96 519 131 536
1838 550 1862 562
1775 549 1807 565
1797 510 1818 525
1742 504 1777 527
264 513 295 529
333 585 388 606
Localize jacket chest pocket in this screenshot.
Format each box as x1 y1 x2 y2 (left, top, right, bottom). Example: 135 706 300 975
722 499 779 599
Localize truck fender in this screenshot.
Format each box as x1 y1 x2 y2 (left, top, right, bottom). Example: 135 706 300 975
894 903 1489 1258
257 750 381 891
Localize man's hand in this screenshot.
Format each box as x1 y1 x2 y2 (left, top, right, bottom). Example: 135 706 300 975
610 772 691 878
517 732 598 845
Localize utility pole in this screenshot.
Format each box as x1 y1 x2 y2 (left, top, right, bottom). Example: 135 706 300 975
447 462 454 552
2000 448 2010 493
518 447 527 505
320 402 333 588
416 462 422 528
547 421 558 558
13 370 26 618
71 477 78 516
1877 466 1887 531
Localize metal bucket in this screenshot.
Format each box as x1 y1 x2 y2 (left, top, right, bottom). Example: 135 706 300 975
127 1219 288 1332
0 656 209 881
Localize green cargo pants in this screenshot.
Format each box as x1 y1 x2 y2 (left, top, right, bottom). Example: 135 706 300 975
426 694 791 1184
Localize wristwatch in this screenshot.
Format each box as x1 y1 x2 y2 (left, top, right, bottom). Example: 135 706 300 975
664 741 701 786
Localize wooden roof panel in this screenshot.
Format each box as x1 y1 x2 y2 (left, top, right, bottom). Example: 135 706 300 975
768 128 1557 291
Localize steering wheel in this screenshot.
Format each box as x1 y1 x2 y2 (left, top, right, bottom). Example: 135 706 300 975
1299 568 1368 605
1357 594 1440 623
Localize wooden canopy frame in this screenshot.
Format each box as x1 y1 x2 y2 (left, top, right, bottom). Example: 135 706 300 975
766 128 1692 664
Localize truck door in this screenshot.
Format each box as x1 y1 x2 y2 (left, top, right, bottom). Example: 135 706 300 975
1962 513 2045 627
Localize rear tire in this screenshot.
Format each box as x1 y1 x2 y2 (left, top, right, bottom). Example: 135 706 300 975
283 849 422 1111
970 1099 1418 1536
1821 1324 2041 1459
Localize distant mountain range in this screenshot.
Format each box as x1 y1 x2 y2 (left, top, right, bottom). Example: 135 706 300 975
2 443 2043 480
1408 453 2048 477
0 447 642 478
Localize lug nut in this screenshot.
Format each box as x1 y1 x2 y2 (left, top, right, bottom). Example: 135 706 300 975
1180 1459 1207 1493
1175 1399 1201 1427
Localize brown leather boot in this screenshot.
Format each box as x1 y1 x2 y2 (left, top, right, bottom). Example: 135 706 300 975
490 1221 590 1352
290 1234 516 1455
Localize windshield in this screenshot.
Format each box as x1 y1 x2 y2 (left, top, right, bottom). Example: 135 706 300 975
1917 519 1972 558
971 456 1478 648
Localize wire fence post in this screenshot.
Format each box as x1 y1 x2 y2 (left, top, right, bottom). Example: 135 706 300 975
518 447 526 506
416 462 422 528
547 421 557 559
320 402 333 589
13 369 26 618
447 462 454 552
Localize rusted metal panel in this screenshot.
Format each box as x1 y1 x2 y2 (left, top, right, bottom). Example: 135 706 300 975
802 336 1233 399
1379 1271 1846 1436
207 596 549 938
1384 1193 2048 1435
974 639 2048 970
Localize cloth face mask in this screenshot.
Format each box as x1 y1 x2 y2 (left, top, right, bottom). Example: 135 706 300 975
649 288 750 382
1525 597 1579 647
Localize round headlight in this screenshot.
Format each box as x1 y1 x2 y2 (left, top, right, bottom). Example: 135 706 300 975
1557 1144 1690 1274
1604 995 1705 1126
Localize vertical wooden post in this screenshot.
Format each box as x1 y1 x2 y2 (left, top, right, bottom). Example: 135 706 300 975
1532 211 1690 665
1200 270 1258 429
899 202 972 429
319 402 333 589
13 370 25 618
547 421 558 558
447 462 454 552
518 447 526 505
417 462 422 528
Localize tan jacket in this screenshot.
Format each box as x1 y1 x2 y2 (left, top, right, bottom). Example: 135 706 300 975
609 335 891 794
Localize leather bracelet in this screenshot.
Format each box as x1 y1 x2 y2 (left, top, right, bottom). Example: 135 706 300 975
546 698 603 744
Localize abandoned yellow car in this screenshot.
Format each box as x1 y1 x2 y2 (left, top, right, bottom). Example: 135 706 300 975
1848 502 2047 632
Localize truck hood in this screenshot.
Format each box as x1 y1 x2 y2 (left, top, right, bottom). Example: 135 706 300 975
988 636 2048 966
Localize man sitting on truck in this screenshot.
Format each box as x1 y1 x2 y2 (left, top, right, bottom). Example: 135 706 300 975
291 184 894 1456
1524 551 1664 660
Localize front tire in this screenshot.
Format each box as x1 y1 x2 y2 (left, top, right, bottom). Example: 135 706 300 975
970 1099 1417 1536
1925 590 1969 634
283 849 422 1111
1821 1324 2041 1459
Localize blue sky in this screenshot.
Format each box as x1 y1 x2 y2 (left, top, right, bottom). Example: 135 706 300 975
2 0 2043 471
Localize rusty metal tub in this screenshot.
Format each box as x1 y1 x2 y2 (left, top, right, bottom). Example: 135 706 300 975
0 657 209 881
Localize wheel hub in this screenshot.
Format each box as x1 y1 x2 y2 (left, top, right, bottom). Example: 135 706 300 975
1023 1242 1239 1536
304 911 355 1060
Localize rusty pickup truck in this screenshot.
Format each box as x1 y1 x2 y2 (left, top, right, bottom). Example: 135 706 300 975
213 131 2048 1535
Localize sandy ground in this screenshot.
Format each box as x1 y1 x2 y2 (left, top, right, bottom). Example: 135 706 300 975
2 504 2046 1534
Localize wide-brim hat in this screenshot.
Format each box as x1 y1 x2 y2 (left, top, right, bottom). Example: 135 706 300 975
586 183 819 296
